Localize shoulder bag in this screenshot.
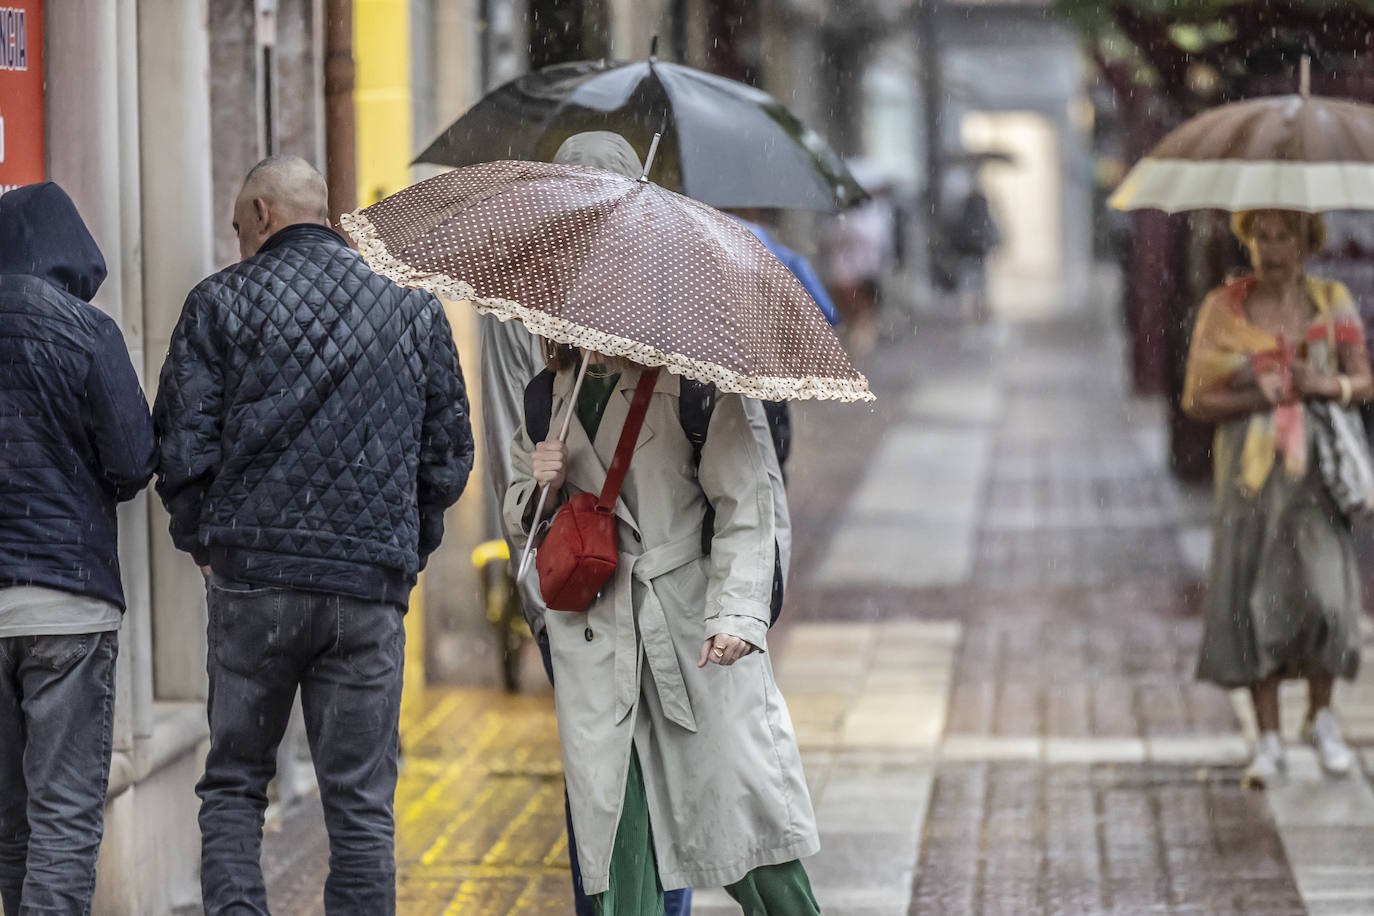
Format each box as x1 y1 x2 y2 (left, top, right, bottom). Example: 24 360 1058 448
536 368 660 611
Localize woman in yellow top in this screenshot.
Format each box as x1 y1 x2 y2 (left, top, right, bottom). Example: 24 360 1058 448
1183 209 1372 787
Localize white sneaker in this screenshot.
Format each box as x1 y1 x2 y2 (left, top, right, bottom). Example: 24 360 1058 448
1302 709 1354 777
1243 732 1286 789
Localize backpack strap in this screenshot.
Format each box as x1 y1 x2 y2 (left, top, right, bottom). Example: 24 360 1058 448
678 378 716 465
523 369 556 443
679 378 719 559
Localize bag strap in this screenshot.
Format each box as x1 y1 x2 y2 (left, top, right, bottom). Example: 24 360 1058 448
597 368 661 511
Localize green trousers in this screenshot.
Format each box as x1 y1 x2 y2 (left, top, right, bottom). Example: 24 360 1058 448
594 751 821 916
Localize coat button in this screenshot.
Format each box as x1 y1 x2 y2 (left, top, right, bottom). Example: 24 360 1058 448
584 627 594 642
632 531 642 543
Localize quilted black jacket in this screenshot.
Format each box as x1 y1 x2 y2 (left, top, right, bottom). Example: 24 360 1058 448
0 182 156 609
153 224 473 606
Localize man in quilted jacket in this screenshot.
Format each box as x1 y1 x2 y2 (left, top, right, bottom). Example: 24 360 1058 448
153 156 473 915
0 182 156 915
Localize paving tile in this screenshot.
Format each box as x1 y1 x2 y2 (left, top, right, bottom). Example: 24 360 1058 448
941 734 1042 761
1045 737 1148 764
1146 735 1249 765
906 379 1003 424
1267 768 1374 827
817 519 978 588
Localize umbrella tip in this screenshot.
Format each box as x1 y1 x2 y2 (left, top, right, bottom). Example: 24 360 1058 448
1300 55 1311 97
650 34 659 62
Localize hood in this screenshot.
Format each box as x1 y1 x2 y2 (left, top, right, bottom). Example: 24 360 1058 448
0 182 107 302
552 131 643 179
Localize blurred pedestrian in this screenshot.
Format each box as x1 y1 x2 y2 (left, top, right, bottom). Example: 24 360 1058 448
1183 209 1371 788
153 156 473 914
822 191 894 356
0 183 155 915
480 130 695 916
946 183 1001 326
506 345 819 915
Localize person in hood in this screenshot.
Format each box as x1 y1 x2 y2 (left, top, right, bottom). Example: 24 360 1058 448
502 130 820 915
479 130 696 916
153 156 473 915
0 182 156 914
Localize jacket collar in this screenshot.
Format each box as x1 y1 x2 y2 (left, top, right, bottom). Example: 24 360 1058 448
257 223 349 257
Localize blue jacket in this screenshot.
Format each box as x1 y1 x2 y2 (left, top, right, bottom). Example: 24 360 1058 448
735 219 839 326
0 182 156 609
152 224 473 607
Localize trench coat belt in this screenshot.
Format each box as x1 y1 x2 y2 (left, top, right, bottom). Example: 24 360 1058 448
613 526 705 733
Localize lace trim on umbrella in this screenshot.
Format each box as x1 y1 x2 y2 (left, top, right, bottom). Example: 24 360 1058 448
342 210 876 403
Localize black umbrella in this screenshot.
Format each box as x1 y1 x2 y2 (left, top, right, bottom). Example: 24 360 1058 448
414 51 866 212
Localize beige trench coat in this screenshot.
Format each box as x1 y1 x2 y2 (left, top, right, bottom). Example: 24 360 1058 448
504 366 819 894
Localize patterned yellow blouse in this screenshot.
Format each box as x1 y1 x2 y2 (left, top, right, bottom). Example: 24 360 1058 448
1182 275 1366 495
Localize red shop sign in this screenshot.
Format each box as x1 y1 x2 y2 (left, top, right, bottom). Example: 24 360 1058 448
0 1 43 195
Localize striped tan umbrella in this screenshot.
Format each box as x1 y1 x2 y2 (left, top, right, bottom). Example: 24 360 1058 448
1110 61 1374 213
341 158 872 404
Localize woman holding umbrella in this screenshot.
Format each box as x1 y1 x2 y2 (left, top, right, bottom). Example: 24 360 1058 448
510 349 821 914
1182 209 1369 787
1113 59 1374 788
343 137 872 912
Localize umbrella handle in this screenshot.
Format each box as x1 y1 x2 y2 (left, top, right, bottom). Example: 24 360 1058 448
516 350 593 581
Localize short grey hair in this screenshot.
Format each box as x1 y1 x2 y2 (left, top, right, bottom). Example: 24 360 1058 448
240 155 329 221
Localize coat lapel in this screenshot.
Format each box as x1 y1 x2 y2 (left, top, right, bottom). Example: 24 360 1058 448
552 367 643 532
596 371 659 458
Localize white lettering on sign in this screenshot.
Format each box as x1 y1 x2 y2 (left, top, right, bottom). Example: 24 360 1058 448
0 8 27 71
0 110 5 163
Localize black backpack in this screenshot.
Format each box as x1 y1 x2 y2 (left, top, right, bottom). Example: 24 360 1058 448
524 369 785 625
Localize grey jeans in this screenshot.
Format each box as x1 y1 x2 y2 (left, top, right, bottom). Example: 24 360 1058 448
198 579 405 916
0 631 118 916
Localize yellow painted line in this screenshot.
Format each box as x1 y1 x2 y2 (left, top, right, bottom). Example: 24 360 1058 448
543 830 570 868
481 780 560 866
406 864 569 880
398 713 504 823
389 688 579 913
509 875 554 913
438 879 483 916
400 691 464 747
419 779 503 867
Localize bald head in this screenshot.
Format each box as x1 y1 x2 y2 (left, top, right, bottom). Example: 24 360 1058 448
232 155 331 260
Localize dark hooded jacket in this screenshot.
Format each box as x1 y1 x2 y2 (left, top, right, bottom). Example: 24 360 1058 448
152 223 473 607
0 182 156 609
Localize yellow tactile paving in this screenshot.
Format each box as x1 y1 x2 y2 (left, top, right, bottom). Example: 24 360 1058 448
394 687 570 914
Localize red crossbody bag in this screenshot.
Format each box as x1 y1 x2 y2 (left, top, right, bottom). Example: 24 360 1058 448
536 368 660 612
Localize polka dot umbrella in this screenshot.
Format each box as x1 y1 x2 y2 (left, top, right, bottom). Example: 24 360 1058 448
341 156 874 404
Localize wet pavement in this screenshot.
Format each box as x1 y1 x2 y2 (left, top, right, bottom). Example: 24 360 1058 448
263 284 1374 914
